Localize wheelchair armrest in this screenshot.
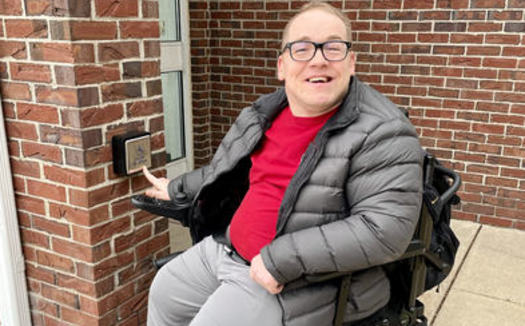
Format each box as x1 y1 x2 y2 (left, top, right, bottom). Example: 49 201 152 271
131 194 191 226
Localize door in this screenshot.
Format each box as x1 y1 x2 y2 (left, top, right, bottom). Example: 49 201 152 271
158 0 194 250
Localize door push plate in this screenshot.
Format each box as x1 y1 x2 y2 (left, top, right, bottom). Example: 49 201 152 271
112 131 152 176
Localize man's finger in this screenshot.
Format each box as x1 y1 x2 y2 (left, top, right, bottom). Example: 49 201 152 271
142 166 161 187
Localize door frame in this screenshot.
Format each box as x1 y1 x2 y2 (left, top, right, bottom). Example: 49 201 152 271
0 98 32 326
160 0 194 179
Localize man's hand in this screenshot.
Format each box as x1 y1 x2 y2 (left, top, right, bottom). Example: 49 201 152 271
250 254 284 294
142 166 170 200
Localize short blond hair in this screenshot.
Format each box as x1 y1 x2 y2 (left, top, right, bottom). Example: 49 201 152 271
281 1 352 49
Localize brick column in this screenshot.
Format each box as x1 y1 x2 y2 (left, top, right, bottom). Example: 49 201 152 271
1 0 169 325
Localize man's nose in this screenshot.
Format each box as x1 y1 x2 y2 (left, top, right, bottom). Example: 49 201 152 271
309 48 328 64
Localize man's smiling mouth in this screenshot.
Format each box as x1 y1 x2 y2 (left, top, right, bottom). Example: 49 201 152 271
307 76 332 83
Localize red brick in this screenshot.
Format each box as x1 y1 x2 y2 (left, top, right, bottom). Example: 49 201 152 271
142 0 158 18
123 61 160 78
495 92 525 103
38 125 84 148
53 237 111 263
22 142 62 163
487 155 520 167
86 181 130 207
28 180 67 202
25 263 55 284
135 233 169 260
449 57 481 67
36 86 99 107
73 64 120 85
5 19 47 38
30 42 94 63
126 99 163 118
466 164 499 176
495 208 524 220
36 250 74 273
80 104 124 128
457 111 489 122
429 87 459 98
483 58 518 68
5 121 38 140
0 0 22 15
21 229 49 248
468 22 503 32
461 90 493 101
1 100 14 118
17 103 59 124
16 194 46 215
44 165 87 187
503 147 525 158
491 113 524 125
61 306 99 325
472 123 504 135
95 0 138 17
450 33 483 44
42 284 78 308
433 45 465 55
73 216 131 245
462 203 494 215
118 291 148 320
476 102 509 113
102 82 142 102
70 21 117 40
0 82 31 100
56 273 98 296
24 0 51 15
120 21 159 38
98 41 140 62
114 225 152 253
479 216 513 227
467 46 501 56
13 176 26 193
48 203 109 226
472 0 505 7
0 41 26 59
485 34 520 45
144 40 160 57
92 283 134 316
454 151 486 163
111 196 135 217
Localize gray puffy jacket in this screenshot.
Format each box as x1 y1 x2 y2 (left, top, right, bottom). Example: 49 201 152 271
168 77 424 325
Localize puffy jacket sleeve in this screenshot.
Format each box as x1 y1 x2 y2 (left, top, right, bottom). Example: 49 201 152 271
260 118 424 285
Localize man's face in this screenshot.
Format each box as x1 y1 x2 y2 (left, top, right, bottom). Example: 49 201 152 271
278 9 356 117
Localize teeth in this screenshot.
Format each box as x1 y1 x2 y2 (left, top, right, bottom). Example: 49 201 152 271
308 77 328 83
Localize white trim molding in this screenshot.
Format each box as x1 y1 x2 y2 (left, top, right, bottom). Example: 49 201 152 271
0 100 32 326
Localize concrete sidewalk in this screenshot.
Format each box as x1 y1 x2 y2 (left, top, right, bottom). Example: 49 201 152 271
420 220 525 326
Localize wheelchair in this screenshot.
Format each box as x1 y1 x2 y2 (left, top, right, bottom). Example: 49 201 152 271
132 153 461 326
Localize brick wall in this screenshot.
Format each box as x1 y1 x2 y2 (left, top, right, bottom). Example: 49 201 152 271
1 0 169 325
188 0 525 230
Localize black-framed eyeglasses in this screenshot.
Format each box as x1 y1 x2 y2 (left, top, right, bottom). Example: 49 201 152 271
281 40 352 62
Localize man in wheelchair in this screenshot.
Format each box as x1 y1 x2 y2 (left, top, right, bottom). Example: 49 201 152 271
142 2 424 325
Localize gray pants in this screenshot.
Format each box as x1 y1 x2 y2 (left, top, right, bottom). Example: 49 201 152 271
147 236 283 326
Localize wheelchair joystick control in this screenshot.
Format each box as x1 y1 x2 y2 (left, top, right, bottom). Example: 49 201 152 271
174 192 187 203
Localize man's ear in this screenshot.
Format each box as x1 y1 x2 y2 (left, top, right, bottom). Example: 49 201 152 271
277 55 285 81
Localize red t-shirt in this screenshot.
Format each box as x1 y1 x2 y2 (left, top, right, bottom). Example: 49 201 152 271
229 106 337 261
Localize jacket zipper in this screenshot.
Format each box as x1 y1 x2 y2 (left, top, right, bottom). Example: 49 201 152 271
275 116 358 237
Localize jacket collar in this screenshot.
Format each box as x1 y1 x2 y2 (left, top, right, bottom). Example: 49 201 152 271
253 76 360 128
